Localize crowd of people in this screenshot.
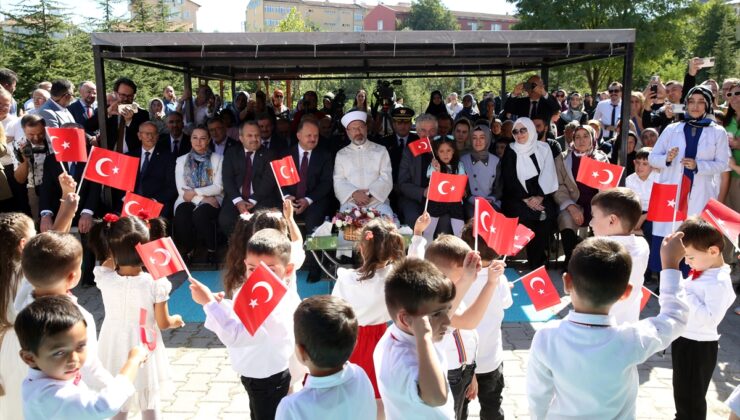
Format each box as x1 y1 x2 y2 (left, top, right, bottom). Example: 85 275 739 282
0 57 739 420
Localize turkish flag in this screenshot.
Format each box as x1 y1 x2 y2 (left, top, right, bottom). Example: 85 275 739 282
518 266 561 311
139 308 157 351
639 286 652 312
47 127 87 162
408 137 432 157
489 211 519 256
427 171 467 203
270 156 300 187
474 197 496 246
233 262 288 336
83 147 139 192
135 237 186 280
505 223 535 256
701 198 740 249
646 183 685 222
122 191 164 219
575 156 624 190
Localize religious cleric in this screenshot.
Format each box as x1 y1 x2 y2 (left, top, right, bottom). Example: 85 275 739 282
332 110 394 216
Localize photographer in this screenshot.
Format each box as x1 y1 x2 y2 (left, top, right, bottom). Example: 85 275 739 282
502 75 559 123
12 114 49 220
371 80 400 138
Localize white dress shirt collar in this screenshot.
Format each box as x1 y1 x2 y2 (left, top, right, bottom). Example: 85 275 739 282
565 310 616 328
297 144 312 158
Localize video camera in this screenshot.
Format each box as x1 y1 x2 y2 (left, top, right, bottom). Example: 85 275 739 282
373 79 402 104
331 89 347 115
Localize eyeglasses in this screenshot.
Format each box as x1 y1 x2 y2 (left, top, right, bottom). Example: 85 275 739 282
556 94 565 98
608 89 621 94
728 91 740 97
275 95 283 98
512 127 528 135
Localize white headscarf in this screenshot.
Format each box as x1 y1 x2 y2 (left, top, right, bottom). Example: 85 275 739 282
509 118 559 195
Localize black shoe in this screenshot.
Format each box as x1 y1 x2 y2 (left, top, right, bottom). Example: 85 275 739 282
306 270 323 283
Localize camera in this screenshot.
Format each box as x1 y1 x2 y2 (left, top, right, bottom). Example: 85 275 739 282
373 79 402 103
523 82 537 91
331 89 346 114
117 102 140 114
13 141 46 163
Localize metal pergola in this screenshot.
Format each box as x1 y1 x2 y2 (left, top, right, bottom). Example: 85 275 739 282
90 29 636 161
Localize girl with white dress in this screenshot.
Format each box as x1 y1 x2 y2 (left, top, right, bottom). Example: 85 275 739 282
94 216 184 419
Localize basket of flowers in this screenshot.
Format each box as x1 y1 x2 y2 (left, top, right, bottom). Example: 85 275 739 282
332 207 382 241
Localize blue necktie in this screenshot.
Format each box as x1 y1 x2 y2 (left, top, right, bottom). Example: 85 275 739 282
141 151 151 175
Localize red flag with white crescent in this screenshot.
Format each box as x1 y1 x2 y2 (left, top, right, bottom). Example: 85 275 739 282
474 197 496 246
408 137 432 157
135 237 186 280
122 191 164 219
427 171 467 203
701 198 740 249
270 156 300 187
233 262 288 336
47 127 87 162
517 266 561 311
505 224 535 256
646 183 685 222
575 156 624 190
489 211 519 256
83 147 139 191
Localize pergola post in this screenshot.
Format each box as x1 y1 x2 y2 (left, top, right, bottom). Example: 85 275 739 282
619 42 635 169
93 46 107 149
541 66 549 90
184 71 194 123
231 79 237 103
501 70 507 101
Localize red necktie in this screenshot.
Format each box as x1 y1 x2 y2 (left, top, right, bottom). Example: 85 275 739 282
296 152 309 199
242 151 253 201
688 269 703 280
86 106 93 119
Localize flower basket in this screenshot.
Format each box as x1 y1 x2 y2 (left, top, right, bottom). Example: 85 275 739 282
332 207 383 241
342 225 362 241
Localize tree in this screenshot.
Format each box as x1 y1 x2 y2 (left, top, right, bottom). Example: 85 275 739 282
94 0 125 32
400 0 459 31
693 0 738 58
276 7 318 33
709 15 740 83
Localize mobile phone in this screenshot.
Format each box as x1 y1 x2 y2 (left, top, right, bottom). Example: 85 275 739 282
671 104 685 113
698 57 715 69
651 85 658 94
523 82 536 91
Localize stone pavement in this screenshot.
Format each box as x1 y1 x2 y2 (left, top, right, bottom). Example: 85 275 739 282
74 269 740 419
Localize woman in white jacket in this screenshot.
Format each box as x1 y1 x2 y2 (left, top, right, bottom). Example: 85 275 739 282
647 86 730 271
173 127 224 263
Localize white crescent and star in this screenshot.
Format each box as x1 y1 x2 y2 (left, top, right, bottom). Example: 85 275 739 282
667 199 676 208
148 249 172 267
123 200 141 217
480 211 491 232
418 141 428 150
437 180 454 195
95 158 112 177
592 169 615 185
250 281 275 307
529 277 546 294
279 166 291 179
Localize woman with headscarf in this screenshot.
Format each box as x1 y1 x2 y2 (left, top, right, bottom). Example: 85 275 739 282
648 86 730 273
461 125 500 218
558 92 589 133
494 117 559 268
424 90 449 118
173 127 224 264
229 91 249 123
556 125 609 267
456 93 480 122
148 98 167 134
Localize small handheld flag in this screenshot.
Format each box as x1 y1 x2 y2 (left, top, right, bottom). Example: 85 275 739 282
233 262 288 336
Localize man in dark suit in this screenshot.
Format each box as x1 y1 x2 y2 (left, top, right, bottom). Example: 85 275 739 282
67 81 97 134
257 113 290 155
84 77 149 152
207 115 239 155
375 106 418 216
124 122 178 218
502 75 560 123
396 113 437 226
156 111 191 157
39 144 101 286
219 120 282 235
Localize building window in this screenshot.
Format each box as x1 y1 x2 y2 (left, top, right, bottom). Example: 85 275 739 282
354 12 363 21
491 23 501 31
469 22 478 31
354 25 363 32
266 19 280 26
182 10 190 19
377 19 383 30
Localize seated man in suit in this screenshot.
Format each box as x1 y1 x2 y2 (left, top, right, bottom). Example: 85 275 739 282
257 112 289 154
502 75 559 123
207 115 239 156
85 77 149 153
219 120 282 235
397 113 437 226
157 111 191 157
37 79 76 128
39 122 102 286
124 121 178 218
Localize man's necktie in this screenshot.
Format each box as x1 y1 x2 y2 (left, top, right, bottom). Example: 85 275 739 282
172 140 179 156
610 104 617 129
530 101 538 119
296 152 309 198
398 137 406 148
242 151 253 200
141 151 151 175
86 106 93 119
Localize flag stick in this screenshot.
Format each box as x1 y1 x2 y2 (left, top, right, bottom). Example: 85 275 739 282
671 181 682 232
423 195 430 214
501 255 507 263
269 163 285 202
510 277 521 285
75 146 94 196
705 209 740 253
59 161 67 174
643 286 659 299
473 199 479 252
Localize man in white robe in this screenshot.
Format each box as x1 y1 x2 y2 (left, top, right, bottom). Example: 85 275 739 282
333 111 394 216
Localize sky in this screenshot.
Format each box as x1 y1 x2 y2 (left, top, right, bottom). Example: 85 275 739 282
5 0 517 32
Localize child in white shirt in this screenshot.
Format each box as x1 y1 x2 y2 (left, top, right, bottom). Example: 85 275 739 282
189 228 300 419
625 147 658 278
527 235 689 419
672 218 736 420
276 295 375 420
16 295 146 420
590 188 651 323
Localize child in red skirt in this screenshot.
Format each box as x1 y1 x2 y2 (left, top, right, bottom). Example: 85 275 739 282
331 219 405 410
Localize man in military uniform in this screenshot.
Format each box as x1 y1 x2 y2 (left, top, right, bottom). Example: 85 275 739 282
374 106 419 215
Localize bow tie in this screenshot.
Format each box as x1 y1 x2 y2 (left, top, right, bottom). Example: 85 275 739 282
688 269 703 280
73 370 82 386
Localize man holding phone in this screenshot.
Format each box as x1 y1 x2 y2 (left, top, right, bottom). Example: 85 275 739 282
502 75 559 122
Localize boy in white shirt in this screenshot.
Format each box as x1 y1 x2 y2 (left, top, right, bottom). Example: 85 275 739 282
672 218 736 420
460 222 513 420
590 188 651 323
527 234 689 419
276 295 375 420
625 147 658 280
16 295 146 420
189 229 301 420
373 258 456 420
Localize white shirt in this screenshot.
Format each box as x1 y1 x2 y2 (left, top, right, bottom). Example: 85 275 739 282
648 121 730 237
139 147 155 171
174 152 224 211
625 171 657 211
374 324 455 420
461 270 513 373
22 369 135 420
332 265 392 326
1 114 19 166
593 99 622 138
333 140 393 208
526 269 688 420
203 285 300 379
606 235 650 324
681 265 735 341
442 322 478 370
275 363 376 420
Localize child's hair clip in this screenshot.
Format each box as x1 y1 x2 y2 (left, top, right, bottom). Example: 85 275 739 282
365 230 374 240
239 212 253 221
103 213 119 226
137 210 151 220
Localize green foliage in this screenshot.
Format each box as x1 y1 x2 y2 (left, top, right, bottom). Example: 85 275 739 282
709 15 740 83
400 0 459 31
276 7 319 33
